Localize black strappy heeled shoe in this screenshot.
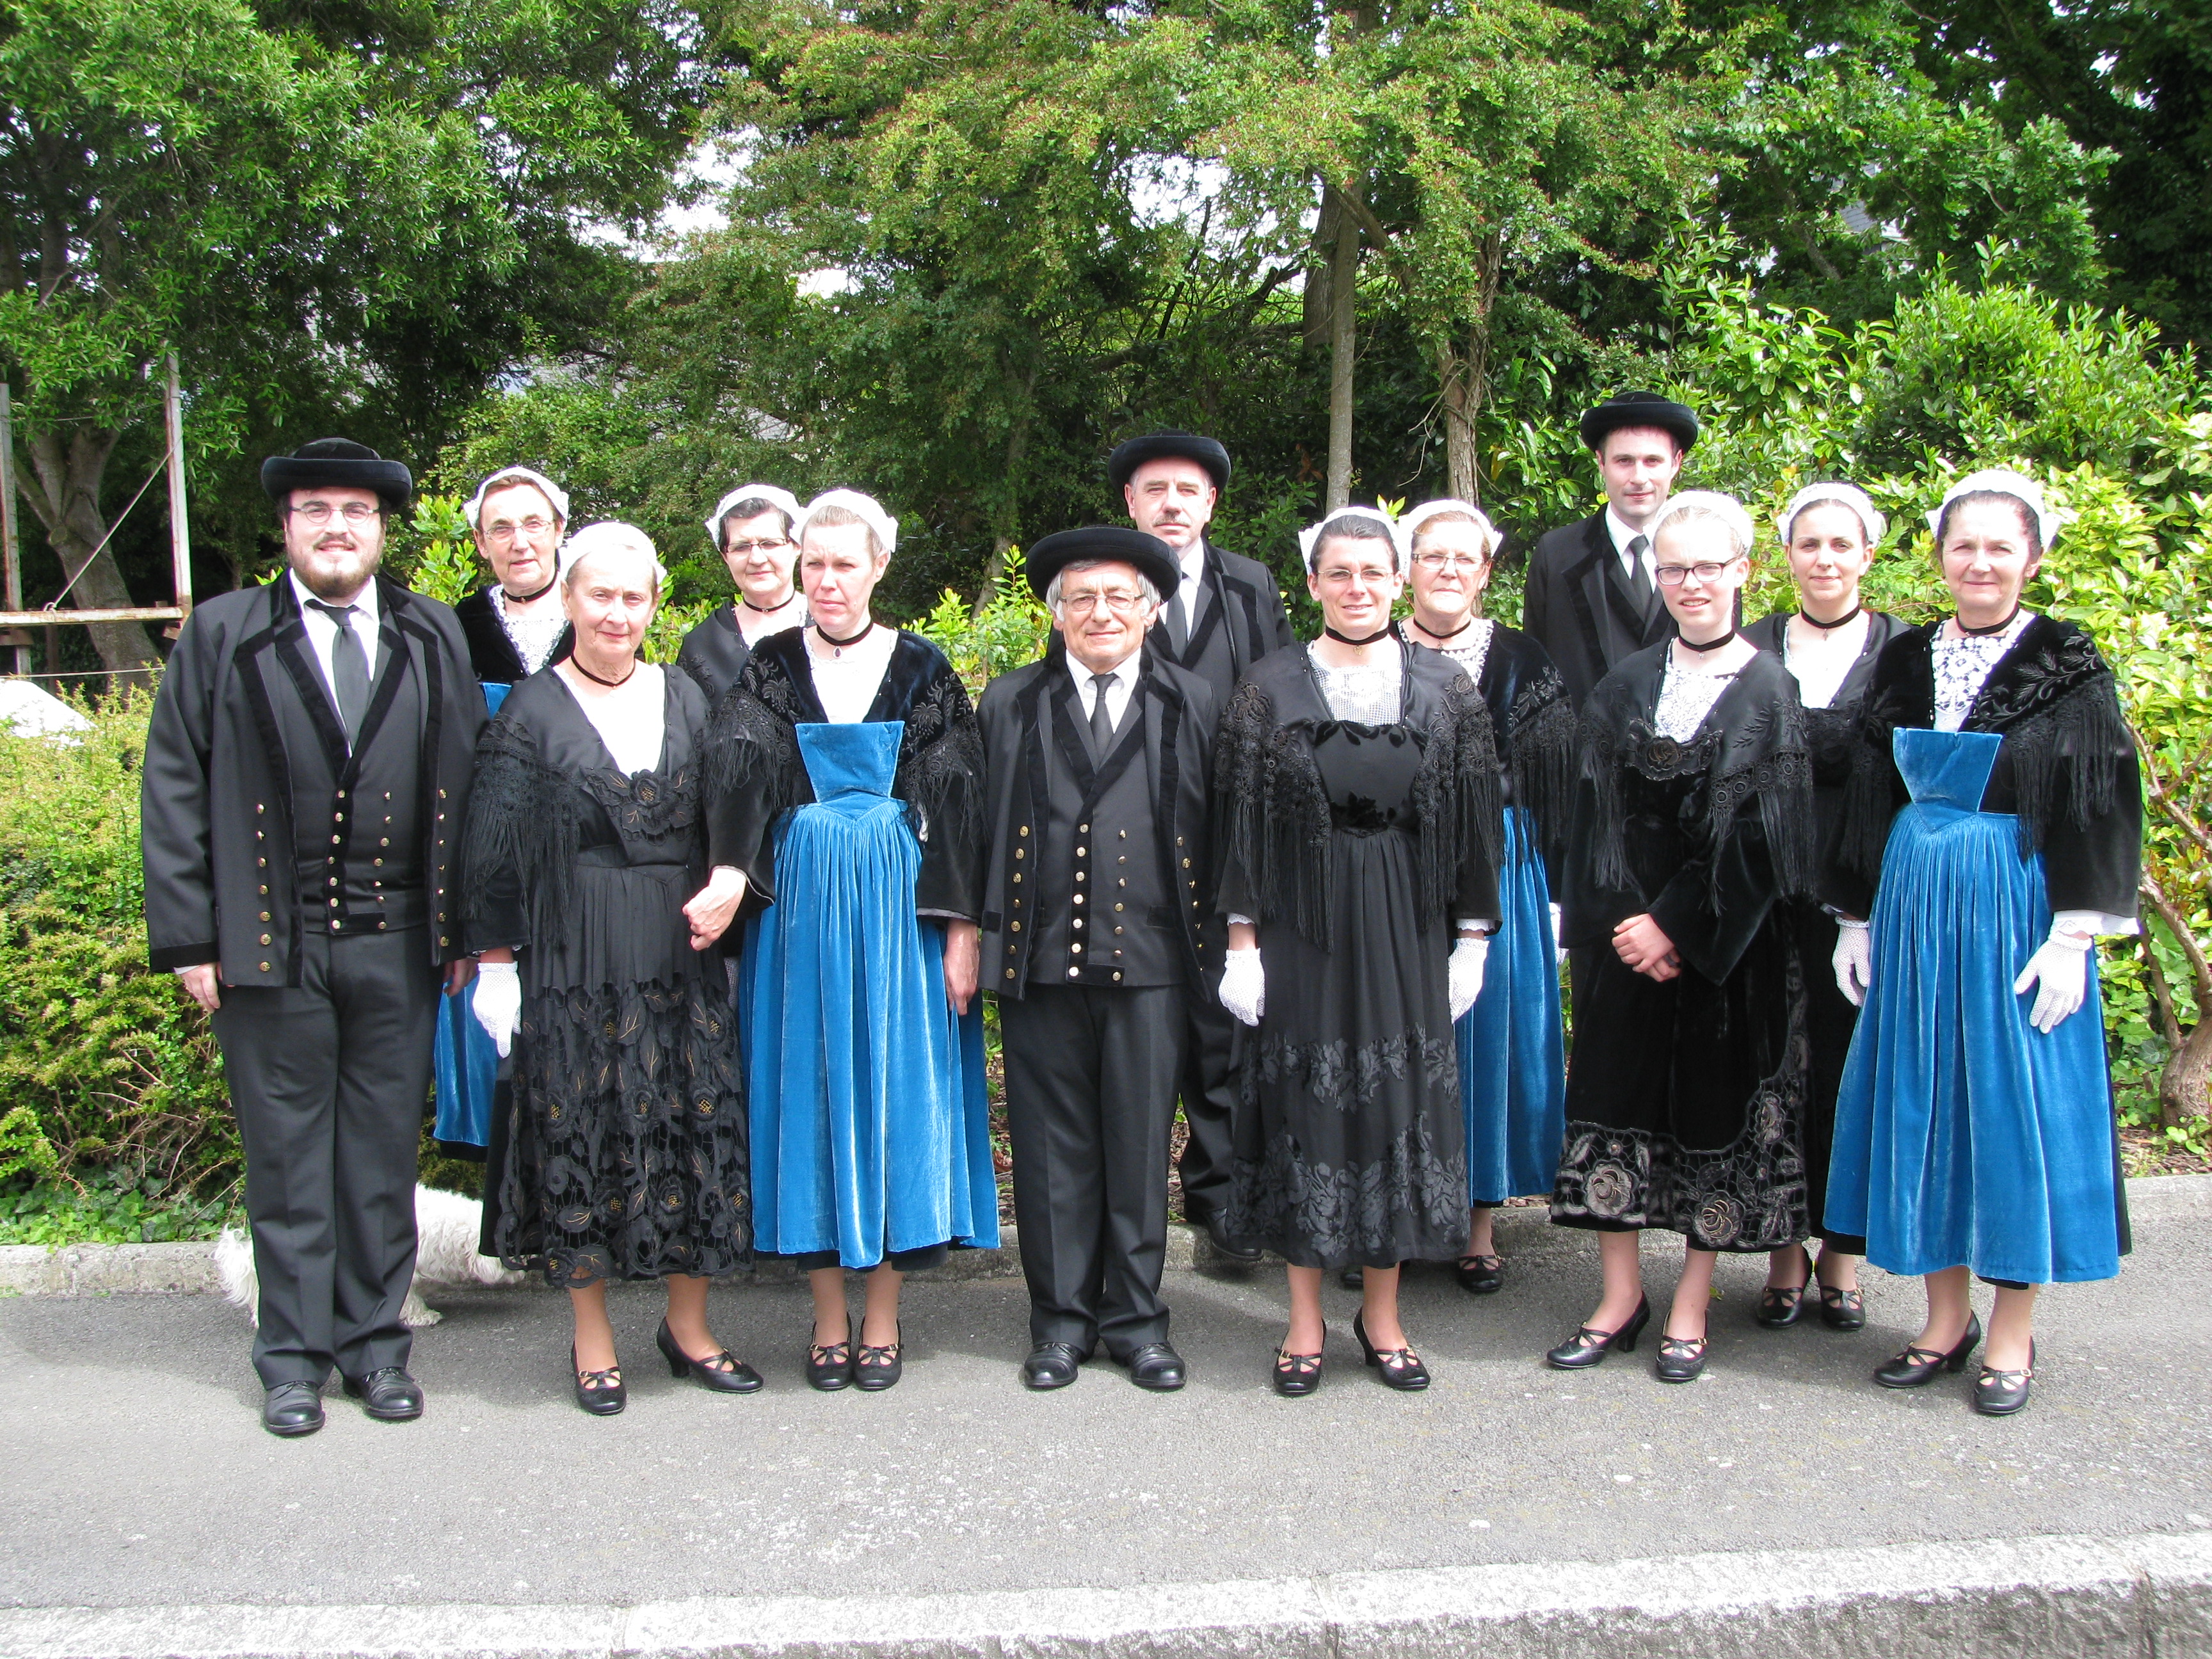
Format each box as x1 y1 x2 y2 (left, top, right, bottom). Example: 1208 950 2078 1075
1973 1342 2035 1416
655 1319 764 1395
1353 1311 1430 1390
1545 1296 1649 1370
1873 1312 1982 1389
1818 1283 1866 1331
1272 1326 1325 1396
806 1327 854 1392
1454 1253 1504 1295
1655 1334 1708 1382
571 1344 625 1416
854 1321 903 1391
1755 1246 1812 1329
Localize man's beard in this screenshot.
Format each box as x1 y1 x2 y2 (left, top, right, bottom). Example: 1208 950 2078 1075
291 541 381 600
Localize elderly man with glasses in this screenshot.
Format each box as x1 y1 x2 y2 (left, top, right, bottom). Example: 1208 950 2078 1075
141 438 485 1436
976 527 1220 1392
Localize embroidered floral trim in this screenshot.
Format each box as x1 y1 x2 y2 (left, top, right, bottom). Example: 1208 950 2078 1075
1247 1023 1456 1112
1224 1118 1470 1266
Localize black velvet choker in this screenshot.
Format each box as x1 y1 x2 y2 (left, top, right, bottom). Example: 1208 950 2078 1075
1799 604 1861 630
1676 629 1738 653
1322 623 1395 648
569 652 636 688
502 571 559 604
742 589 799 615
816 618 875 654
1409 614 1477 645
1959 607 2021 637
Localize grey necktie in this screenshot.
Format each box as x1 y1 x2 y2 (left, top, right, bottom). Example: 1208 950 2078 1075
1625 534 1653 613
1089 673 1117 753
308 600 370 746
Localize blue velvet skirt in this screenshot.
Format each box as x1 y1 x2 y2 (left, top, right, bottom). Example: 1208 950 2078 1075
433 682 509 1151
1459 808 1566 1204
741 721 999 1268
1826 728 2124 1285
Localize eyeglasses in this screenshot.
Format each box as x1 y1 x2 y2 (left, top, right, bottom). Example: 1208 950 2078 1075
1060 591 1149 616
1654 561 1735 586
1314 566 1396 586
1413 552 1487 573
725 538 792 557
485 517 557 541
289 502 381 527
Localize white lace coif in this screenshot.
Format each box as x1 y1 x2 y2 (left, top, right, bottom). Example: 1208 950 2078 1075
465 465 571 531
1775 481 1886 550
1925 469 2071 550
705 483 804 552
1298 506 1407 574
799 488 899 556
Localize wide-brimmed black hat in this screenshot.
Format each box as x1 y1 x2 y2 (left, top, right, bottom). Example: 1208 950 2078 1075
260 438 413 511
1026 527 1180 601
1106 430 1232 493
1578 392 1700 455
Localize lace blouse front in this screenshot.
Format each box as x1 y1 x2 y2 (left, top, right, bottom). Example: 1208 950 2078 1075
1309 644 1404 724
1932 611 2033 732
1653 661 1737 742
1430 618 1496 688
491 587 570 677
1781 611 1870 710
559 662 666 776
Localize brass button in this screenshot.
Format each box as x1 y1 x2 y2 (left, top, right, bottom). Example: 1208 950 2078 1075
1068 966 1079 978
1078 823 1089 833
333 812 344 823
259 933 271 945
378 920 387 930
1072 918 1083 931
336 790 346 800
1011 922 1022 933
259 911 271 922
1013 874 1022 884
331 835 341 846
1070 943 1082 954
258 885 268 895
1112 971 1123 981
440 936 449 946
1118 855 1127 863
1014 849 1024 860
1118 830 1127 839
255 803 264 815
1176 836 1183 846
1114 902 1125 912
332 919 342 931
373 858 382 867
1075 872 1086 883
328 899 339 908
1114 926 1124 935
1182 858 1191 869
438 789 447 799
1006 969 1017 981
259 961 270 972
1020 826 1029 837
1118 879 1128 888
1073 894 1084 906
257 858 266 868
380 838 389 847
1076 846 1087 857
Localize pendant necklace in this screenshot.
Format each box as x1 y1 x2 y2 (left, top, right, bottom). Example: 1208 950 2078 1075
570 653 637 689
1323 623 1395 648
1799 604 1861 631
1959 607 2021 637
818 619 874 659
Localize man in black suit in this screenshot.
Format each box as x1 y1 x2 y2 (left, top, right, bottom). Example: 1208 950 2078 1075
1520 392 1701 711
1110 430 1294 1261
143 439 486 1436
979 527 1218 1391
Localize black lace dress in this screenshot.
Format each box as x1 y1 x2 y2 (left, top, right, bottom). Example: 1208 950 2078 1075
1214 643 1503 1269
1550 644 1816 1253
461 668 750 1286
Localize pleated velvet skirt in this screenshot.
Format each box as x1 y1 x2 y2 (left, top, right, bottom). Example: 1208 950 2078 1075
1459 808 1567 1205
1826 728 2125 1285
741 721 1000 1269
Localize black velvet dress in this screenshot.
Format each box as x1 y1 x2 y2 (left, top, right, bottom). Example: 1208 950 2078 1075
1742 609 1911 1252
1551 645 1817 1253
1214 643 1503 1269
461 668 751 1286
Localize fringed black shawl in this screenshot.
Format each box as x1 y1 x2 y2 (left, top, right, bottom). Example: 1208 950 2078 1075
1579 645 1817 913
704 628 987 920
1212 641 1503 950
1471 625 1578 874
1838 616 2135 889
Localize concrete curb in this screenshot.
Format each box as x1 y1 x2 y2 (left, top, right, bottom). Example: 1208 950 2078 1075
4 1529 2209 1657
4 1172 2204 1300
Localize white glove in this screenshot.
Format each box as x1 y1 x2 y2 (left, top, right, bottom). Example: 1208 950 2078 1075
1832 919 1871 1007
1448 934 1491 1021
2013 926 2092 1034
1217 948 1265 1027
1549 902 1567 966
472 961 520 1057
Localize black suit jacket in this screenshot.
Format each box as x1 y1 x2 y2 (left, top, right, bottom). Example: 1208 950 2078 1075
1521 512 1674 712
142 574 488 982
1144 539 1295 707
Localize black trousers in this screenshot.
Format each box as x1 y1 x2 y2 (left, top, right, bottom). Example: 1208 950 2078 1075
1002 984 1187 1358
1173 992 1240 1226
211 926 439 1388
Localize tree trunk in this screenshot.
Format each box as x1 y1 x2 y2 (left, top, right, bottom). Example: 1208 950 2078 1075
2160 1013 2212 1126
1302 187 1343 351
1324 180 1360 514
972 368 1037 616
18 424 159 680
1435 337 1479 505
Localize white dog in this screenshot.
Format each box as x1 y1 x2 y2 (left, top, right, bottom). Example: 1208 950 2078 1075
214 1184 524 1328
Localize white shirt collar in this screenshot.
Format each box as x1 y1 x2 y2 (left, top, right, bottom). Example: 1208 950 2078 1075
1603 508 1649 560
1065 645 1144 698
289 568 380 626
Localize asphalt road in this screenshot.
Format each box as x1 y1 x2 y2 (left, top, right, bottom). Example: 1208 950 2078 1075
3 1196 2206 1612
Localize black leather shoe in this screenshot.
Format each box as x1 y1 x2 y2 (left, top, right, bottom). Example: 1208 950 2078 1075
1123 1342 1186 1391
1655 1334 1708 1382
806 1334 854 1391
854 1322 902 1391
262 1381 325 1438
1353 1311 1429 1390
1545 1296 1649 1370
571 1345 625 1416
342 1366 424 1421
1873 1312 1982 1389
1973 1343 2035 1416
1339 1264 1366 1290
1272 1333 1324 1397
1022 1342 1084 1390
1203 1214 1263 1263
656 1320 764 1394
1818 1283 1866 1331
1454 1253 1504 1295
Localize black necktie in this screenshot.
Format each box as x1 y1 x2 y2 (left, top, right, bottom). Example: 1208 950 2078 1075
308 600 370 746
1089 673 1116 753
1626 534 1653 613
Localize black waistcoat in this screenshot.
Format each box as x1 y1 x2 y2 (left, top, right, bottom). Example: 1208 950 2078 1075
1029 684 1180 988
275 623 431 936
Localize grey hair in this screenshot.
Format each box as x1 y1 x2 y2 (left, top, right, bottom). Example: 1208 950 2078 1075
1045 559 1163 614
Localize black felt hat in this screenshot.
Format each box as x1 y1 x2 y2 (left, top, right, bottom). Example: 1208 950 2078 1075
260 438 414 511
1578 392 1701 455
1025 527 1181 601
1105 430 1232 493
